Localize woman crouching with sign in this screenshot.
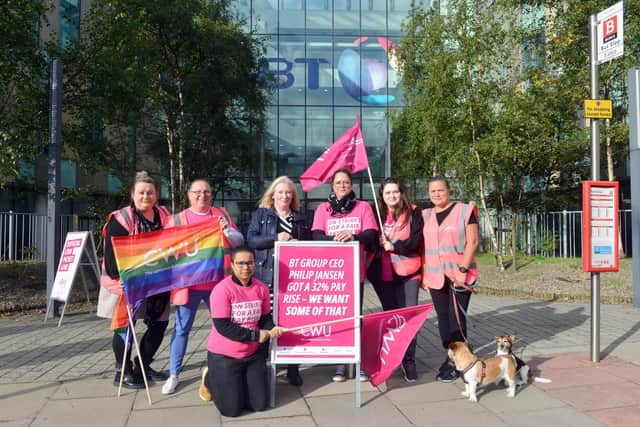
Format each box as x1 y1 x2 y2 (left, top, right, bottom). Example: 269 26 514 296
199 246 284 417
367 177 423 382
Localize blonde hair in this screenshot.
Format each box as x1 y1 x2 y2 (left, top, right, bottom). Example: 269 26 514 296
258 176 300 211
130 171 156 194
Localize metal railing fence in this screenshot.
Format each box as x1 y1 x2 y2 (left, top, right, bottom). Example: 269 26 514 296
0 209 634 261
0 212 100 262
479 209 633 258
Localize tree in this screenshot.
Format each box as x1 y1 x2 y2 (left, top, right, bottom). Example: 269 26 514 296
65 0 268 209
0 1 51 188
393 0 590 269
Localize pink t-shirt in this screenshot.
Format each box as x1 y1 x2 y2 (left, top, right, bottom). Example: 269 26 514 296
207 275 271 359
312 200 379 283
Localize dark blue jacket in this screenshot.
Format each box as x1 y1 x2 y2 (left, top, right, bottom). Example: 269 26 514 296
246 207 311 288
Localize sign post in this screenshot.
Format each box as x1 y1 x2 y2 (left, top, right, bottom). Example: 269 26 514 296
629 67 640 308
586 1 624 363
271 241 361 407
45 231 100 327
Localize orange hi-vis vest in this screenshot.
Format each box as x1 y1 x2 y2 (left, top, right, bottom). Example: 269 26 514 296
100 205 172 330
387 209 421 276
170 207 233 305
422 203 478 290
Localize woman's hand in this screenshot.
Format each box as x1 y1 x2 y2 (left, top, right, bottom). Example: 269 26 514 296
453 270 467 288
258 330 271 343
218 216 229 231
382 240 394 252
268 326 285 338
333 230 353 242
277 232 292 241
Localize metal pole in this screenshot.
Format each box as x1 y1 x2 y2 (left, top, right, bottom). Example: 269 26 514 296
46 58 63 317
589 15 601 362
628 67 640 309
8 211 14 261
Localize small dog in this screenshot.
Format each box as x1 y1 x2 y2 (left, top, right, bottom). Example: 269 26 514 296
448 341 516 402
495 335 530 386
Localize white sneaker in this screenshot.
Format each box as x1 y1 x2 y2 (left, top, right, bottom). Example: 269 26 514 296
161 375 179 395
359 371 369 382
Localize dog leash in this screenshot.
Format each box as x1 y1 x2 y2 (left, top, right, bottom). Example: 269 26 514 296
450 281 478 344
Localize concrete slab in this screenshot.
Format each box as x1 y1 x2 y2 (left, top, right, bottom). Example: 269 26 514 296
127 405 222 426
52 377 136 399
545 382 640 412
383 376 462 405
401 399 509 426
0 382 60 420
475 383 566 413
493 406 604 427
31 395 134 427
586 405 640 427
533 366 622 390
298 365 379 397
307 391 411 427
222 415 316 427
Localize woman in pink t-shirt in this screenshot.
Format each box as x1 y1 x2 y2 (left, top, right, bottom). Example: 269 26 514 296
311 168 379 382
198 246 283 417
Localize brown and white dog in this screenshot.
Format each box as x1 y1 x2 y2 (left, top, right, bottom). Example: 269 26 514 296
495 335 530 386
447 341 517 402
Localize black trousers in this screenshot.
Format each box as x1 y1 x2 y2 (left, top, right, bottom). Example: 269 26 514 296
206 349 269 418
429 278 472 349
368 263 420 363
112 293 170 370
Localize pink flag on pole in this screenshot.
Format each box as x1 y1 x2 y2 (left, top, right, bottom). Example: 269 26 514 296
361 304 434 387
300 117 369 192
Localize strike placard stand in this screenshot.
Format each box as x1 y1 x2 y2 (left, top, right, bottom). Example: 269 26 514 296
45 231 100 327
270 241 361 408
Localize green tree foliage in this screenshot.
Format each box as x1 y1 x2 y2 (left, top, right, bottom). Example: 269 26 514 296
65 0 268 209
0 1 51 188
393 0 598 267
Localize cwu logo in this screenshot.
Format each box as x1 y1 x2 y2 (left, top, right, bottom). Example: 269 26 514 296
265 36 401 106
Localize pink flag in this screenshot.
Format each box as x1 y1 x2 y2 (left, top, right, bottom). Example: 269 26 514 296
300 117 369 192
361 304 434 387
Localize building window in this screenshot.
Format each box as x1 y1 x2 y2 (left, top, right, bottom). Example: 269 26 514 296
61 160 77 189
60 0 80 48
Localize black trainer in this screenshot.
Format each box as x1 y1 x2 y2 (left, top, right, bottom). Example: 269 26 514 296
436 366 459 383
286 365 303 386
113 370 145 389
402 361 418 382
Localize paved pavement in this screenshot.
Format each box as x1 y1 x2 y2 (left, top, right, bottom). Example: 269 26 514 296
1 286 640 426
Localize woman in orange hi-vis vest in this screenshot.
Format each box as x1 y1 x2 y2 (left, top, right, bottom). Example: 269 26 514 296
367 177 423 382
100 171 173 389
422 176 479 383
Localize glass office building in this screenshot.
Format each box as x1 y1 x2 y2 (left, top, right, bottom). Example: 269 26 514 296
232 0 431 210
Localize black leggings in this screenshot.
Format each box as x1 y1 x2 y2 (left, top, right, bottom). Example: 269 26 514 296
206 349 269 417
113 319 168 369
429 279 472 349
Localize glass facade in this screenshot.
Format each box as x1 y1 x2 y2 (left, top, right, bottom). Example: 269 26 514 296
232 0 423 218
59 0 81 48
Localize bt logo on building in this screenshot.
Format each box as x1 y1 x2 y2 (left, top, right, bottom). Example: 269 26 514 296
266 37 401 106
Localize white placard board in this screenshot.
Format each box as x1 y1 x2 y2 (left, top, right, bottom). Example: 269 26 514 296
597 1 624 64
46 231 100 326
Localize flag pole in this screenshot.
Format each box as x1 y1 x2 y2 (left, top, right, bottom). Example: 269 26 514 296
366 166 383 229
124 304 152 405
116 326 130 398
282 315 364 333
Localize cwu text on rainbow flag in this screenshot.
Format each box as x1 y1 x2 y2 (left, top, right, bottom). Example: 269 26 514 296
111 219 225 307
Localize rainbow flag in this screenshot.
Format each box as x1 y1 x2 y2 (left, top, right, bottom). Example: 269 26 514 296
111 219 225 307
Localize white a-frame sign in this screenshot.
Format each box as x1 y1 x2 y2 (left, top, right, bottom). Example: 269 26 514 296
45 231 100 327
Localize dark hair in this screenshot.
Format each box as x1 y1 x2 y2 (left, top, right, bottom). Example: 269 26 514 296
188 178 210 191
428 175 450 189
231 245 255 261
331 168 353 184
379 177 412 222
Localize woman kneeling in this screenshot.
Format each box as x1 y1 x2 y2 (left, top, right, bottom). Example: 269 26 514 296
199 246 283 417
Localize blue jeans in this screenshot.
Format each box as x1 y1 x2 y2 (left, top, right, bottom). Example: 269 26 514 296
169 289 211 376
